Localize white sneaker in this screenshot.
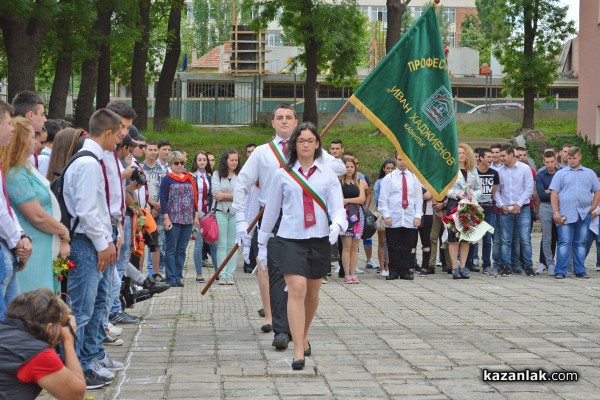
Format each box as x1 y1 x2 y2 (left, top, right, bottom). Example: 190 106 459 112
381 270 389 277
107 322 122 336
355 267 364 274
547 265 555 276
596 266 600 271
535 263 546 275
334 266 340 274
91 362 115 380
97 354 125 370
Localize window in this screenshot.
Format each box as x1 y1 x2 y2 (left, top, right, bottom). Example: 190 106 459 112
446 32 456 47
267 32 281 47
443 8 456 25
371 6 387 23
357 6 369 19
411 6 423 20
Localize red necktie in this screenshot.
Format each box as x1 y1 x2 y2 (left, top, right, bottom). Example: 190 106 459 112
281 140 287 154
33 153 39 169
402 171 408 209
201 174 208 213
0 164 14 220
299 166 318 228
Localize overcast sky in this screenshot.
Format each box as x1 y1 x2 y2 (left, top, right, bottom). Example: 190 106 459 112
560 0 579 29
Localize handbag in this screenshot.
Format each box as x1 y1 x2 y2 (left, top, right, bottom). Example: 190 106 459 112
200 210 219 244
361 208 377 239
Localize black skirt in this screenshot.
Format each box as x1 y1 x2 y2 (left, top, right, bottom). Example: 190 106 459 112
275 236 331 279
445 198 460 243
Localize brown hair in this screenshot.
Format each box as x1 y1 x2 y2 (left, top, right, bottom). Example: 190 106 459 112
0 100 14 122
46 128 87 181
0 117 33 173
340 156 359 187
6 289 71 347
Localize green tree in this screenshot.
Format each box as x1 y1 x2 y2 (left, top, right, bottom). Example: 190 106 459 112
192 0 236 58
242 0 368 126
491 0 575 129
460 13 490 64
0 0 55 100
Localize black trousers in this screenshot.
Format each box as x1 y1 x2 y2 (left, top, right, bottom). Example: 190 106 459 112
385 227 418 278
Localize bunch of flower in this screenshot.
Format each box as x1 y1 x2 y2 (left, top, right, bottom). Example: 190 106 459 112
53 257 75 282
442 202 485 236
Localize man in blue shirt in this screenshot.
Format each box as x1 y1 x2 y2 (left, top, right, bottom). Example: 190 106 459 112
536 151 558 275
550 146 600 279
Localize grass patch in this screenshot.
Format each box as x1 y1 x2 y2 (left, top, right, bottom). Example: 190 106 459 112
144 118 583 178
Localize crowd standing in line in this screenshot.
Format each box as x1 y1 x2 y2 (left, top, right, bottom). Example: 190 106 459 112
1 95 600 394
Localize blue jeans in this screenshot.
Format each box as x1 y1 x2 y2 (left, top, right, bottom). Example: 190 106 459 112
193 233 217 276
556 214 591 276
216 211 237 280
67 234 113 371
110 216 132 317
498 208 532 270
165 223 194 285
481 209 496 269
0 240 19 312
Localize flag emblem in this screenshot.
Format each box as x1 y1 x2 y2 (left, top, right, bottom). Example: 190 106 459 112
422 86 454 131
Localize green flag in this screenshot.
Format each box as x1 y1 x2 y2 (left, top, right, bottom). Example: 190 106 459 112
349 7 458 199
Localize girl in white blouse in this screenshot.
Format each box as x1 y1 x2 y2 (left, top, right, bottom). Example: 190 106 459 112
257 122 347 370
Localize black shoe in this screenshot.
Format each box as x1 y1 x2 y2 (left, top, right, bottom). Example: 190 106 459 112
419 269 428 277
428 266 436 275
85 369 109 389
272 332 290 350
385 275 399 281
152 273 165 282
525 267 535 277
467 265 480 272
304 341 311 357
176 281 184 287
144 277 171 296
261 324 273 333
110 312 137 325
133 288 151 303
400 273 414 281
258 308 265 318
500 267 512 277
292 358 305 370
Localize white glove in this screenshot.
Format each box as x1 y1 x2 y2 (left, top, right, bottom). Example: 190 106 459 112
329 223 341 245
242 239 251 264
257 243 268 270
235 221 249 247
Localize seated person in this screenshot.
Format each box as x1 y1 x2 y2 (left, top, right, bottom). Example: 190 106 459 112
0 288 87 398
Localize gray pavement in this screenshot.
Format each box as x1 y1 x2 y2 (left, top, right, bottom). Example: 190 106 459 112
45 229 600 399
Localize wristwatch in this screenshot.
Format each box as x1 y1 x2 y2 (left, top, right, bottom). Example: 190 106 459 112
20 234 32 243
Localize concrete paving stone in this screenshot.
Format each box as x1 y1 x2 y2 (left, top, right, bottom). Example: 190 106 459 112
503 393 565 400
380 382 443 396
164 389 222 399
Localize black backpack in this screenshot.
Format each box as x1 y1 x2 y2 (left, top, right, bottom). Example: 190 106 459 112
50 150 98 236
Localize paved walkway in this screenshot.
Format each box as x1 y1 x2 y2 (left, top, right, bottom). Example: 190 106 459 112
47 230 600 400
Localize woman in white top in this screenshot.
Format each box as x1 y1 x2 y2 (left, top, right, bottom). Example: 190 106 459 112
190 151 217 283
257 122 347 370
212 148 240 284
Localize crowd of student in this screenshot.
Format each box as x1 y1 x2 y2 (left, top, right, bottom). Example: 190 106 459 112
1 97 599 396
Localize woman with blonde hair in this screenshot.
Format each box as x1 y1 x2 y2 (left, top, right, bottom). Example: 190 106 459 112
445 143 481 279
0 117 70 294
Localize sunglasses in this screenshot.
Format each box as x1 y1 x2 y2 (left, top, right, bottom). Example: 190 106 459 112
138 144 147 149
172 161 186 166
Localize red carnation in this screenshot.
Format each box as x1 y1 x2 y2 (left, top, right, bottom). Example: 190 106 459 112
464 224 470 231
57 275 64 281
460 214 468 221
475 218 481 224
67 260 75 270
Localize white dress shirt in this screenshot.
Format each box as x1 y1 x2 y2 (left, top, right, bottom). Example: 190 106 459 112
38 154 50 178
233 136 345 224
494 161 534 208
195 171 210 212
258 159 347 244
103 150 125 223
0 172 23 249
63 140 112 251
378 168 423 228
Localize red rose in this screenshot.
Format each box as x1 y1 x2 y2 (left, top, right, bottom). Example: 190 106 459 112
464 224 470 231
67 260 75 270
460 214 468 221
475 218 481 224
57 275 64 281
191 235 196 240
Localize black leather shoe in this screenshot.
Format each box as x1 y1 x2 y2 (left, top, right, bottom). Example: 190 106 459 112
261 324 273 333
176 281 184 287
400 274 414 281
143 277 171 296
304 341 311 357
385 275 399 281
272 333 290 350
258 308 265 318
292 358 305 370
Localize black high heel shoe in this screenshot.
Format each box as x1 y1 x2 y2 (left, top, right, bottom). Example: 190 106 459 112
304 341 311 357
292 358 305 370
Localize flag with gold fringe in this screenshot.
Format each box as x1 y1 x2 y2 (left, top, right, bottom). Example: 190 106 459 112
349 7 458 199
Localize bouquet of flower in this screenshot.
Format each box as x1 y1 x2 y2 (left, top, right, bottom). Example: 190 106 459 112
53 257 75 282
442 200 493 242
